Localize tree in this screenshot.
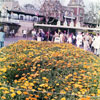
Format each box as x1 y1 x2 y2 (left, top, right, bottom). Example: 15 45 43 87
85 1 100 26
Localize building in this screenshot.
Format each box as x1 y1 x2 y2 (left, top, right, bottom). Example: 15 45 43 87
67 0 85 26
0 0 99 37
39 0 85 27
39 0 65 24
0 0 39 36
39 0 75 25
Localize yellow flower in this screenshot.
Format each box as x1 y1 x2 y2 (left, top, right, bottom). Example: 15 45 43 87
10 89 14 93
0 82 2 86
61 97 66 100
98 90 100 94
56 83 59 86
1 68 7 72
17 90 22 95
14 80 18 83
42 77 47 80
11 93 16 97
30 83 34 86
60 90 66 94
3 91 9 94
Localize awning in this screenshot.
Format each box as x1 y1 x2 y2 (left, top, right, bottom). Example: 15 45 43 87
7 10 44 17
34 24 100 31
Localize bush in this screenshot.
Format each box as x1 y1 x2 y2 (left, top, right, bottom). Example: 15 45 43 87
0 40 100 100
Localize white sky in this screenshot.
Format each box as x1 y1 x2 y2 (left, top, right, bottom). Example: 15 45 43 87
16 0 99 6
16 0 100 11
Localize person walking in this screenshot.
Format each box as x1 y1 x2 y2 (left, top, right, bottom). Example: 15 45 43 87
63 30 67 43
92 33 100 56
23 29 27 38
67 33 73 44
31 29 37 40
37 29 42 42
76 32 83 48
0 28 5 48
83 32 90 51
88 34 93 51
60 32 64 43
54 31 60 43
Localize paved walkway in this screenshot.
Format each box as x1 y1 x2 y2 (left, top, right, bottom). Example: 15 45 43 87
4 37 96 56
4 37 33 47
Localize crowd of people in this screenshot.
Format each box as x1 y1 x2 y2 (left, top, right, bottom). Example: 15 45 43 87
0 27 100 56
30 28 100 56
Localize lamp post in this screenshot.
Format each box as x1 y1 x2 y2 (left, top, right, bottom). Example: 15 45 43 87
97 11 100 28
57 11 61 26
76 0 80 27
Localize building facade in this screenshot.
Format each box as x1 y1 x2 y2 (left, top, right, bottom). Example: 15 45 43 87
0 0 98 36
0 0 39 36
40 0 85 26
67 0 85 26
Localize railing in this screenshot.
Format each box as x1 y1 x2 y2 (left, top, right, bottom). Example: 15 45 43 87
0 17 20 24
0 17 34 24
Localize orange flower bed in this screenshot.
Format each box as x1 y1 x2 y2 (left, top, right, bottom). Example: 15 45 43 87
0 40 100 100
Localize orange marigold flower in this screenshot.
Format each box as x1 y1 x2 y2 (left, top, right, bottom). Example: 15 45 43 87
1 96 6 99
23 91 28 95
25 98 29 100
31 98 37 100
44 96 48 99
47 93 52 96
65 87 68 91
35 95 39 98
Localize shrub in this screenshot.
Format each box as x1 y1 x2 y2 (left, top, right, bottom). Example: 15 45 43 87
0 40 100 100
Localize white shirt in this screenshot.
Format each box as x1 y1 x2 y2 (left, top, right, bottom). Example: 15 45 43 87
76 34 83 45
23 30 27 35
32 31 36 36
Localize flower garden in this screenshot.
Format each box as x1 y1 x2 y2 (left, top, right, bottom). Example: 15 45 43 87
0 40 100 100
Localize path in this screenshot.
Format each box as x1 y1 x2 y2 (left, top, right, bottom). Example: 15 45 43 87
4 37 33 47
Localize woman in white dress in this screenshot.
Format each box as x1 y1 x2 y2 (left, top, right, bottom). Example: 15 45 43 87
60 32 64 43
92 33 100 55
31 29 36 40
37 29 42 42
67 34 72 44
54 31 60 43
76 32 83 47
83 33 89 51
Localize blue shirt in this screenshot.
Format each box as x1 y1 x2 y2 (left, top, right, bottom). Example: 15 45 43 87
0 32 5 42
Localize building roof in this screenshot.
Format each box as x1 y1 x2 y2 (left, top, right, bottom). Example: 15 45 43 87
39 0 74 20
68 0 85 7
1 1 39 16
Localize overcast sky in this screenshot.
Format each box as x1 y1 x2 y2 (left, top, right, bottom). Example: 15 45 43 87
16 0 99 5
16 0 100 11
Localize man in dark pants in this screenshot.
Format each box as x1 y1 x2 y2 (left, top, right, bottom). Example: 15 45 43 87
0 28 5 48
